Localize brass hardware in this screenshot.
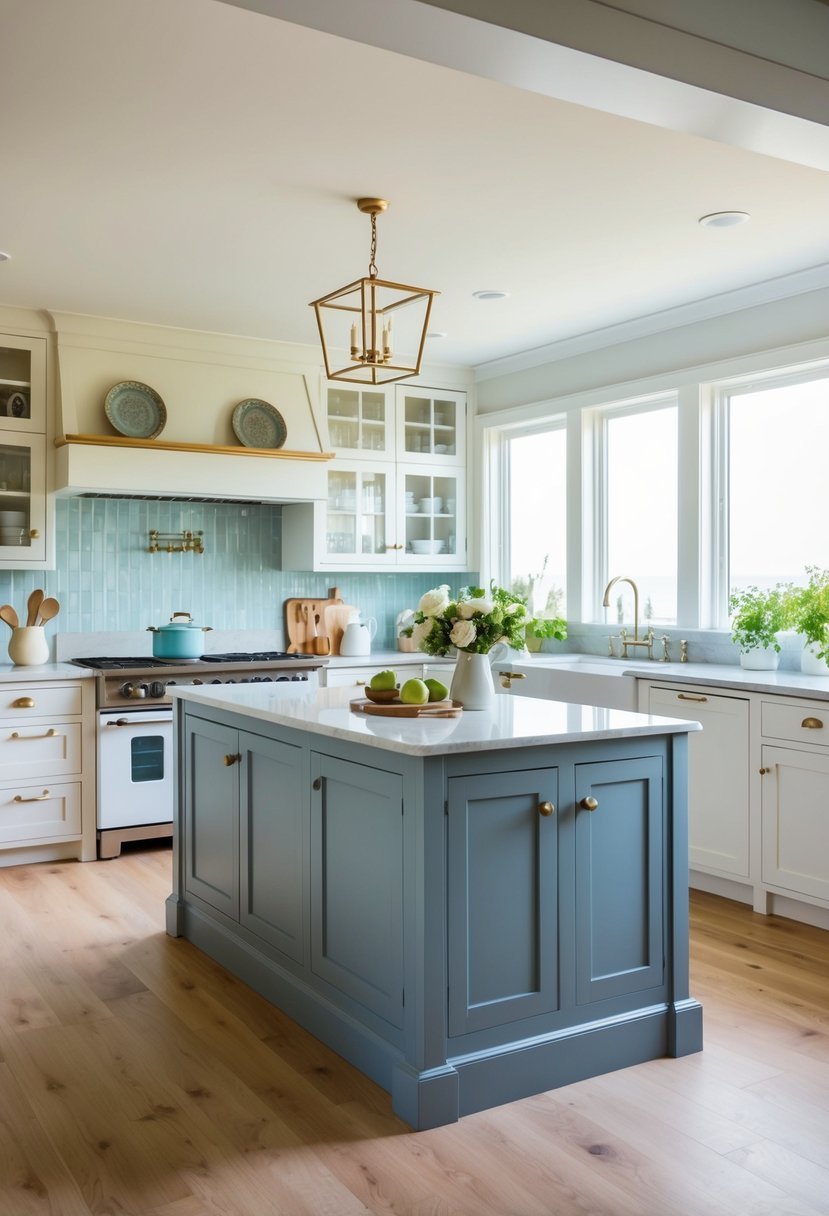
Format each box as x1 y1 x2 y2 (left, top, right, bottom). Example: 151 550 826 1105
680 640 688 662
538 801 555 817
660 635 671 662
385 543 404 550
148 530 204 554
10 728 59 740
677 693 708 703
580 796 599 811
801 717 824 729
29 528 40 539
312 777 322 791
223 753 241 766
759 767 771 775
498 671 527 689
14 790 50 802
309 198 439 386
355 679 366 686
105 717 169 727
11 697 35 709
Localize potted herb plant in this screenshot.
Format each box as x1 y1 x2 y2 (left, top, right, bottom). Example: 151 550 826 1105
728 583 791 670
789 566 829 675
525 613 568 653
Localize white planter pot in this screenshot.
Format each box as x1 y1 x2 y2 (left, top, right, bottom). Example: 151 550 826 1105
801 641 829 676
739 647 780 671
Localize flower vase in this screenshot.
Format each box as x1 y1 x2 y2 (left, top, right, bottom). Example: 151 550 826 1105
450 651 495 710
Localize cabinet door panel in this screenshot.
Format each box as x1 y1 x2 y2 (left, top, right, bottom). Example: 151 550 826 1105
311 754 404 1027
762 745 829 901
183 716 239 918
240 732 304 961
575 757 663 1004
447 768 559 1036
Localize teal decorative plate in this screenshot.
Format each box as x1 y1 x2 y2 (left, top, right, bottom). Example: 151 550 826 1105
232 399 287 449
105 381 167 439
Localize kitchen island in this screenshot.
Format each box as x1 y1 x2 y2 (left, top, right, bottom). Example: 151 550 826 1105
166 683 703 1129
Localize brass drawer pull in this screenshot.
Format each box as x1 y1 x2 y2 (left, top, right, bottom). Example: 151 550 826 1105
538 801 555 817
677 693 708 703
10 728 59 740
14 790 50 803
801 717 824 729
223 753 241 766
11 697 35 709
580 796 599 811
105 717 170 727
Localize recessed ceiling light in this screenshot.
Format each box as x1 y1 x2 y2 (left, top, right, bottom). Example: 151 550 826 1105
698 211 750 229
0 251 10 262
472 290 510 300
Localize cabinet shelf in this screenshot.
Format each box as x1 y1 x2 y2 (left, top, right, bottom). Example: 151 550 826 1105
0 377 30 389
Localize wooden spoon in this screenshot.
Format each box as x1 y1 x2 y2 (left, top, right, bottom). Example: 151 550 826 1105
0 604 19 630
35 597 60 626
26 588 44 627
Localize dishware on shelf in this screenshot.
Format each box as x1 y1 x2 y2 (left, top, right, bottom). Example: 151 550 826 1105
104 381 167 439
411 539 445 554
0 527 26 545
232 399 287 449
0 510 26 526
419 497 442 513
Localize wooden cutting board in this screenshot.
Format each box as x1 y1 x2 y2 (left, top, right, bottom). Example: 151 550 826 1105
350 698 463 718
284 586 344 654
324 602 359 655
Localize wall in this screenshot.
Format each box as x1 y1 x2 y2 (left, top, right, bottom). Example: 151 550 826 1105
0 498 465 654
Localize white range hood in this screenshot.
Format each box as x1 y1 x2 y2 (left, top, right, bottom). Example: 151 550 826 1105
49 312 332 503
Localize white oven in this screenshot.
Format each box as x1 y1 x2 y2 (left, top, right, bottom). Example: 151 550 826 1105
97 707 173 836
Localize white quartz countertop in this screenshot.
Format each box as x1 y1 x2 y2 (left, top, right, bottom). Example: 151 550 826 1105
323 650 451 668
171 682 700 757
0 661 94 683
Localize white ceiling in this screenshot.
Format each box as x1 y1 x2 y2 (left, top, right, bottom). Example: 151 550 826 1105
1 0 829 370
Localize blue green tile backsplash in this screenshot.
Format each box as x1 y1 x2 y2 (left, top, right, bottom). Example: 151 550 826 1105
0 499 475 648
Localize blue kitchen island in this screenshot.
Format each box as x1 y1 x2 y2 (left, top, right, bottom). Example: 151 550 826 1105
166 683 703 1129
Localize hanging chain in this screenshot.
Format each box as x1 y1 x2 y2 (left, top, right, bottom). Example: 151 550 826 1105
368 211 379 279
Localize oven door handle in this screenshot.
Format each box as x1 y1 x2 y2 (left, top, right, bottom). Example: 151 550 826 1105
103 716 172 727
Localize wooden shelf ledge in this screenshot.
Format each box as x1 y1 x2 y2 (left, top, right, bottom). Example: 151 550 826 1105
56 434 334 461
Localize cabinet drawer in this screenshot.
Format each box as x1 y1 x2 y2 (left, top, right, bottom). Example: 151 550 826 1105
761 701 829 747
0 685 83 720
0 720 81 782
0 781 81 845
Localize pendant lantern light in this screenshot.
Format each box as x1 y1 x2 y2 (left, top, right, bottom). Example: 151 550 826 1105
309 198 439 385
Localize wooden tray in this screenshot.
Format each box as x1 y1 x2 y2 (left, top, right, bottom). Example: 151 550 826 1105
350 698 463 718
284 586 348 653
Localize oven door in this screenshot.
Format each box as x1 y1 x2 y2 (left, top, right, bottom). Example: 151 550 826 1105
98 708 173 829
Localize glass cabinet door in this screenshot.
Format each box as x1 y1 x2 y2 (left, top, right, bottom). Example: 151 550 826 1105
0 434 46 561
326 387 390 458
324 466 394 563
400 467 464 565
0 338 44 433
396 388 465 464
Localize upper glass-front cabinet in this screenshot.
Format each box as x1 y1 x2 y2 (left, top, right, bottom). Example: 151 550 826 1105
325 386 392 459
396 387 465 465
0 336 49 565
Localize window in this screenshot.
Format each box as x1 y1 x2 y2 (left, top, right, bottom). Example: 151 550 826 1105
505 423 567 617
725 369 829 598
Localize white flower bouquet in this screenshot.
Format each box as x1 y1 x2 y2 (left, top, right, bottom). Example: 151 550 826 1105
411 583 530 657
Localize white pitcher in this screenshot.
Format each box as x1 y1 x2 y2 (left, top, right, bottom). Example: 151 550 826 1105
340 615 378 656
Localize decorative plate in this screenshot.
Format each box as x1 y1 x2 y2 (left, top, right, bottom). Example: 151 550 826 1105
104 381 167 439
232 399 287 449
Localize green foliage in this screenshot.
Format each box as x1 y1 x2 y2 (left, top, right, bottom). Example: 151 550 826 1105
527 615 568 641
790 566 829 657
728 583 792 653
411 582 530 656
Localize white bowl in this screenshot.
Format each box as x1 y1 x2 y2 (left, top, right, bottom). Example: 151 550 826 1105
0 527 25 541
419 497 442 513
411 539 445 554
0 511 25 526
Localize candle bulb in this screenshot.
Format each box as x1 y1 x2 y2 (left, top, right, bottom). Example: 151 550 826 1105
350 322 358 359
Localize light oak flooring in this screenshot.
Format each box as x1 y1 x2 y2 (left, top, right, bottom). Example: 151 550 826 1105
1 845 827 1216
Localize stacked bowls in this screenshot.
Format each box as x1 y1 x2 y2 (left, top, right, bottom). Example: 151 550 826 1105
0 510 26 546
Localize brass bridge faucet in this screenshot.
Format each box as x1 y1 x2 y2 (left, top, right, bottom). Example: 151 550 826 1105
602 575 654 660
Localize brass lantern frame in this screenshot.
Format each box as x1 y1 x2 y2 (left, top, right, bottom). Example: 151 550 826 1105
310 199 439 386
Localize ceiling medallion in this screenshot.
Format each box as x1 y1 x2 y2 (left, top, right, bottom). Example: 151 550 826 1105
309 198 439 385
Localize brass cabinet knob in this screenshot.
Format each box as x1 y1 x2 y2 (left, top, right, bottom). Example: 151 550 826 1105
579 796 599 811
30 529 40 539
223 753 241 766
801 717 824 729
12 697 35 709
759 767 770 775
538 801 555 817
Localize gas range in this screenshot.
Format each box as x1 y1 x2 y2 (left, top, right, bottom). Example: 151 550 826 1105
71 651 325 709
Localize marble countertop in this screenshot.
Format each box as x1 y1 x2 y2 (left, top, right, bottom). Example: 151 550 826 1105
0 661 94 683
171 681 700 757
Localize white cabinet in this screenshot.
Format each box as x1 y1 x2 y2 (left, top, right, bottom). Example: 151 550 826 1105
759 698 829 905
283 381 469 571
0 335 50 567
644 684 750 880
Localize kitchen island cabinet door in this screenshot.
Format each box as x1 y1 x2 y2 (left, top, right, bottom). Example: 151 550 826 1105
310 752 405 1028
182 714 240 920
446 767 559 1036
574 756 664 1005
239 732 305 963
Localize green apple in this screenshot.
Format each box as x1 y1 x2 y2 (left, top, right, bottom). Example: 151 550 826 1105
424 677 449 702
370 669 397 691
400 677 429 705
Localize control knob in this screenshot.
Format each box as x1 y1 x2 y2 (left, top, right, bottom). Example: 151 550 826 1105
121 682 148 700
149 681 166 698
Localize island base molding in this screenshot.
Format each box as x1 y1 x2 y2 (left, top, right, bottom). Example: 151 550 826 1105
168 898 703 1131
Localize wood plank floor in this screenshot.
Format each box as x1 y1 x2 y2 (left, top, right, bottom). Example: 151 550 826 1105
1 845 827 1216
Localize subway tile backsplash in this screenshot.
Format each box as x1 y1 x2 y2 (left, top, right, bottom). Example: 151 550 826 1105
0 498 475 650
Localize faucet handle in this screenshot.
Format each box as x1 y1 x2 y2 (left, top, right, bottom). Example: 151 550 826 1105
660 635 671 662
